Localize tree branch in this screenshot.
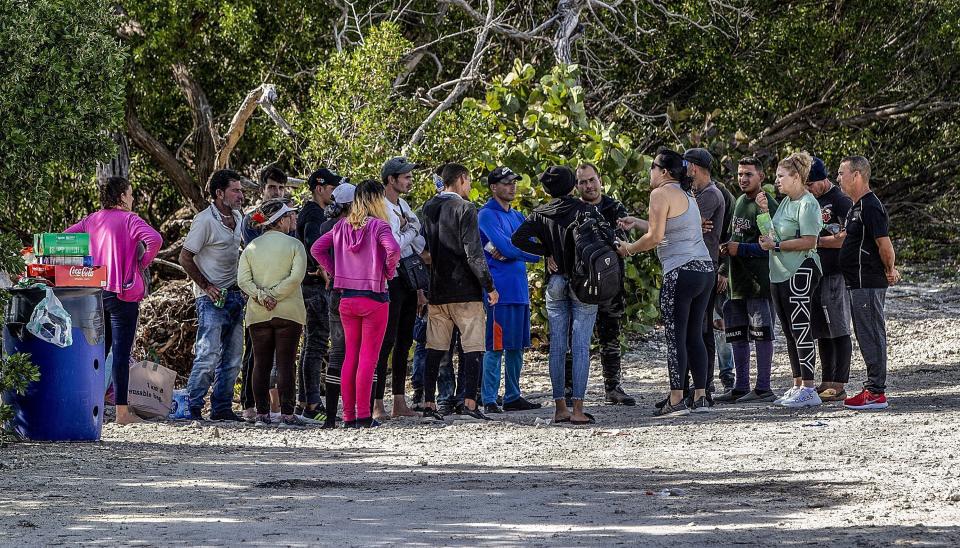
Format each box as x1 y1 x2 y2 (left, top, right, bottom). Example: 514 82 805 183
125 97 205 211
214 85 267 170
172 63 218 191
407 0 496 149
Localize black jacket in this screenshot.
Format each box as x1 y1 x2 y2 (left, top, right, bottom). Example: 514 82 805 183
511 195 588 277
297 200 326 285
420 193 494 304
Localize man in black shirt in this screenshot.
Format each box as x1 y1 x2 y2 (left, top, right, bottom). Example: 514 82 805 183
807 158 854 402
835 155 901 410
419 163 499 422
572 162 635 405
294 168 343 420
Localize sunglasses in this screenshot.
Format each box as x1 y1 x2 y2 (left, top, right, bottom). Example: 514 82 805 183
650 162 664 170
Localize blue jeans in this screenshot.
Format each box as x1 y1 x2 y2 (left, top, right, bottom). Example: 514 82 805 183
482 350 522 405
187 292 246 414
545 275 598 401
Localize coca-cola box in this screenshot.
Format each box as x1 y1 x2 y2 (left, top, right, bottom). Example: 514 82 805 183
27 264 107 288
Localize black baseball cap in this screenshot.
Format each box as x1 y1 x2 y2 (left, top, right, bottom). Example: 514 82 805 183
683 148 714 174
488 166 519 185
307 168 345 191
808 157 828 183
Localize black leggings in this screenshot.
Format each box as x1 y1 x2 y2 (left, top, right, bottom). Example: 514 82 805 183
373 278 417 401
771 259 821 382
660 261 715 391
250 318 303 415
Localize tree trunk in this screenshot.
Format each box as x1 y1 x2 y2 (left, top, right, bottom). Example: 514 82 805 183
553 0 583 66
96 132 131 184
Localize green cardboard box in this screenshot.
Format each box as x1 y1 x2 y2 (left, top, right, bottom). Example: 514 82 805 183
33 233 90 256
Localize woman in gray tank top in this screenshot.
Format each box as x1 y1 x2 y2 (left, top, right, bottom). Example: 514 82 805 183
616 148 715 416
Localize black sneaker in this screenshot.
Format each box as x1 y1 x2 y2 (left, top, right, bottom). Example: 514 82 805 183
437 402 455 417
691 396 711 414
210 409 244 422
605 385 637 406
453 403 466 416
189 407 205 421
412 388 424 411
502 397 543 411
655 397 669 410
342 420 358 429
421 408 445 424
713 389 748 403
459 406 491 422
655 398 691 417
484 403 503 414
279 414 307 428
300 407 327 422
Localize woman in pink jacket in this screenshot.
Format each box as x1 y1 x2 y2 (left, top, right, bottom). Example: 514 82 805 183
312 180 400 428
66 176 163 424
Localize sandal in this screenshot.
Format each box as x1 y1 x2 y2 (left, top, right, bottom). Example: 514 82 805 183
571 412 596 425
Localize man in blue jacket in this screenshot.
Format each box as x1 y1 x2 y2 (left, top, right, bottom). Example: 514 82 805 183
478 166 543 413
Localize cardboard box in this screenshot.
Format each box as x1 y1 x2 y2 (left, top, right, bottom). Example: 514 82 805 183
27 264 107 288
33 233 90 256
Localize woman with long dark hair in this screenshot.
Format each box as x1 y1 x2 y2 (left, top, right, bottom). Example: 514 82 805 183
616 148 715 416
238 198 307 427
312 180 400 428
66 176 163 424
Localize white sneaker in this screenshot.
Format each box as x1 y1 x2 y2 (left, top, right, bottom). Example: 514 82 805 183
780 387 822 408
774 386 801 405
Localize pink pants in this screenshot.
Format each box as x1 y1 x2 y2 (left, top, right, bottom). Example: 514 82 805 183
339 296 390 421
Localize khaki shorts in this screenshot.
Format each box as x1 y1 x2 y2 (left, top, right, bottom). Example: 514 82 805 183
426 301 486 353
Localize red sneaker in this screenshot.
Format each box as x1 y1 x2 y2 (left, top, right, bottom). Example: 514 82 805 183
843 389 888 410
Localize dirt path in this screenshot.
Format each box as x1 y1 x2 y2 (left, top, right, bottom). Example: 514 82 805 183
2 281 960 546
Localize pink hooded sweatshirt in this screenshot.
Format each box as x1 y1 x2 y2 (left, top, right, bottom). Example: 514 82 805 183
311 217 400 294
66 209 163 302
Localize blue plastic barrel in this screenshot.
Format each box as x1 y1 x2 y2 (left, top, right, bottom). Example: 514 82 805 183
2 287 105 441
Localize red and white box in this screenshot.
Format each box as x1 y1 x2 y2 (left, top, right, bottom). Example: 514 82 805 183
27 264 107 288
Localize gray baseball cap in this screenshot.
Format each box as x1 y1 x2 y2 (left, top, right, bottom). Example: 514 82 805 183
683 148 714 173
381 156 421 180
332 182 356 204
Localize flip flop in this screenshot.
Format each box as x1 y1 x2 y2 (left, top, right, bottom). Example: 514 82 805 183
570 412 596 425
554 416 571 423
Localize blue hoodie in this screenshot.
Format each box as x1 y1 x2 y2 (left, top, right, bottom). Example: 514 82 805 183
478 198 541 305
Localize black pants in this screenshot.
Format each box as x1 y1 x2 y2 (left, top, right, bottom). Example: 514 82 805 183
250 318 303 415
240 328 256 409
564 291 625 392
771 259 821 382
818 336 852 383
102 292 140 406
424 348 481 405
373 278 417 401
298 283 329 406
661 261 715 391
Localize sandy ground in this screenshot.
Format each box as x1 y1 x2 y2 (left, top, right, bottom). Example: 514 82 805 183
2 280 960 546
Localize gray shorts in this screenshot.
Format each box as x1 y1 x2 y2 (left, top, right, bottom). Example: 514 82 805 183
811 272 852 339
723 297 774 342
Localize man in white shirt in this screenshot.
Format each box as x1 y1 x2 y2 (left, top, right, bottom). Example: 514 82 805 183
373 157 426 420
179 169 246 422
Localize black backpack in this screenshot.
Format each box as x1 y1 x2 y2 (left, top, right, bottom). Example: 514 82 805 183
568 207 623 304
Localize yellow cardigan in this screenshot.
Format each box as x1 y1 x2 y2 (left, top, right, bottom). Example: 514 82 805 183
237 230 307 326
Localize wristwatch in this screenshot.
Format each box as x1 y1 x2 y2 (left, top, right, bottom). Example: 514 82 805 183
773 241 781 252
